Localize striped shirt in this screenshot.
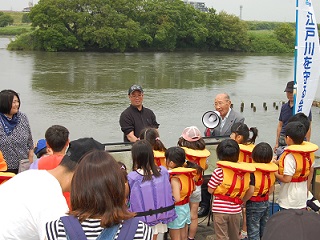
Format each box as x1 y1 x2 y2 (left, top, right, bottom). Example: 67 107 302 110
45 218 153 240
208 168 242 214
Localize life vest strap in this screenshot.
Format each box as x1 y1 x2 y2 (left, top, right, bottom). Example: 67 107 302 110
135 204 175 217
195 174 203 186
250 195 269 202
291 176 308 182
215 194 243 205
175 197 190 206
243 151 253 163
154 158 162 167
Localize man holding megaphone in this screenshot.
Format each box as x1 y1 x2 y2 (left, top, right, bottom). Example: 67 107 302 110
204 93 244 138
198 93 245 218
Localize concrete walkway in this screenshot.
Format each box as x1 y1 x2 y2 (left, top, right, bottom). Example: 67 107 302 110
158 214 216 240
194 214 215 240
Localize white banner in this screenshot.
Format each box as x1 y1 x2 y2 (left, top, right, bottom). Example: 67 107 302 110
294 0 320 115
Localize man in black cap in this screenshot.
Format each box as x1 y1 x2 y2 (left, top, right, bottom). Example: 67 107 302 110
0 137 104 240
119 84 159 142
274 81 312 153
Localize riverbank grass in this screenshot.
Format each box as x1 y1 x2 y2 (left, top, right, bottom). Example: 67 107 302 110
0 25 32 36
2 11 24 24
246 30 291 53
0 11 32 36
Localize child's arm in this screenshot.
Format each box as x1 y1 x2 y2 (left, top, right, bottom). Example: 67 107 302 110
275 153 295 183
170 177 181 202
307 166 314 191
268 184 275 195
275 172 292 183
208 186 216 195
242 185 254 203
207 168 223 195
242 173 255 203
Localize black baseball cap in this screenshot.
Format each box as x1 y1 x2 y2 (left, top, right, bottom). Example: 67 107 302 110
62 137 104 164
128 85 143 95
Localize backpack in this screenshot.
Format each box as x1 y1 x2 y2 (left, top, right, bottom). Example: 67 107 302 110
60 216 139 240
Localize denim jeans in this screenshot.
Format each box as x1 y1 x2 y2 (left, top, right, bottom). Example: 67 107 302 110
246 200 269 240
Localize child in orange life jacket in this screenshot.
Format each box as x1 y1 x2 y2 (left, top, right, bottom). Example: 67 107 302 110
0 151 7 172
140 127 167 167
245 142 278 240
165 146 198 240
178 126 210 240
275 112 311 158
0 151 15 185
128 140 177 240
274 121 318 209
230 122 258 239
230 122 258 163
208 139 255 240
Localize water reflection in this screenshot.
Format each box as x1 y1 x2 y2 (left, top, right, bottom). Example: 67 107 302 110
31 52 246 95
1 37 319 151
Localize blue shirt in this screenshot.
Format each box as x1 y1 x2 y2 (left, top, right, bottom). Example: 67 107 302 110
279 101 312 135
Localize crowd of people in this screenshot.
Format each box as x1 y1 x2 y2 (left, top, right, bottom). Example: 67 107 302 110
0 82 320 240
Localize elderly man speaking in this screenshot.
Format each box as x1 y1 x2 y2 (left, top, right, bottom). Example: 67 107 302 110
199 93 244 218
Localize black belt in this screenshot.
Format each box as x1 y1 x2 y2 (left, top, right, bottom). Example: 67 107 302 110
135 204 175 217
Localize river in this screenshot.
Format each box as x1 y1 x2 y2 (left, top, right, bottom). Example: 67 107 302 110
1 37 320 153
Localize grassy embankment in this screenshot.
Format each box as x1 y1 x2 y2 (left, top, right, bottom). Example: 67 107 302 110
0 11 32 35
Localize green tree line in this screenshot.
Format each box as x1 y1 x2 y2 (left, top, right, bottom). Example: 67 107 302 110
0 12 14 27
8 0 299 53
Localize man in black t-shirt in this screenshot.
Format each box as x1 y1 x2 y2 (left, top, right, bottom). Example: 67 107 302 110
119 85 159 142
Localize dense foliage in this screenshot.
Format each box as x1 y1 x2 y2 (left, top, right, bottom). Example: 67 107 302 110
7 0 300 53
22 13 31 23
274 23 295 49
0 12 14 27
9 0 249 52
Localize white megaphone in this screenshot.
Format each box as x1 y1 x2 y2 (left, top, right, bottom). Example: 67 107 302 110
202 111 221 129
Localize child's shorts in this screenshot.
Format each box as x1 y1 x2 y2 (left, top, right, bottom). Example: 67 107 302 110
190 185 201 203
167 203 191 229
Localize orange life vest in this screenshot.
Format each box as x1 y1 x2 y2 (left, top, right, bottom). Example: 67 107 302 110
0 151 7 172
214 161 255 204
238 144 255 163
181 147 210 186
153 150 166 167
250 163 278 202
0 172 15 185
169 167 196 205
181 147 210 170
278 141 318 182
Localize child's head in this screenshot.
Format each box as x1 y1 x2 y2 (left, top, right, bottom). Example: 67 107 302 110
230 122 258 144
45 125 69 152
177 126 206 150
139 128 166 151
131 140 160 180
288 112 310 134
252 142 273 163
34 139 48 159
117 161 129 200
117 161 128 180
216 139 239 162
165 146 186 168
285 121 306 144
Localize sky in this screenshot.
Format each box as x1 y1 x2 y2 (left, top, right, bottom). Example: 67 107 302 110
1 0 320 22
